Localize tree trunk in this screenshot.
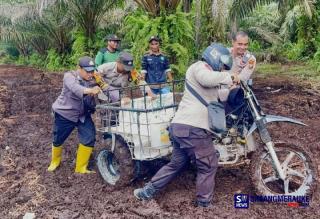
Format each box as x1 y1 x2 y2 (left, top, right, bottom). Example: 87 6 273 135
183 0 192 13
195 0 201 55
231 18 237 36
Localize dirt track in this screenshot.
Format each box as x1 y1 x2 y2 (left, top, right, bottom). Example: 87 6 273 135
0 65 319 218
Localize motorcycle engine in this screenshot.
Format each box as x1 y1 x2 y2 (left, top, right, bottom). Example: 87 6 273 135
215 128 245 163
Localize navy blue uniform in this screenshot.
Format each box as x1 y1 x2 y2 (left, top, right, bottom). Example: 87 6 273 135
141 52 171 94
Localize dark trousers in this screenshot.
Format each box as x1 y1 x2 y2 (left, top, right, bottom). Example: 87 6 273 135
53 113 96 147
225 87 245 115
150 123 218 202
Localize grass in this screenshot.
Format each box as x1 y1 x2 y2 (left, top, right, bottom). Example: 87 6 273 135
256 63 320 90
1 52 320 90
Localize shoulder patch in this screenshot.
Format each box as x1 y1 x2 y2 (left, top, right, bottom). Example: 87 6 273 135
248 58 255 65
248 57 256 69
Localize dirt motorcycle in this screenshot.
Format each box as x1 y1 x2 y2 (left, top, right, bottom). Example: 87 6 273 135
215 80 317 197
95 80 318 197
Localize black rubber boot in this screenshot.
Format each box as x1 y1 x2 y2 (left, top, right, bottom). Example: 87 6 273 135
133 183 156 201
194 200 211 208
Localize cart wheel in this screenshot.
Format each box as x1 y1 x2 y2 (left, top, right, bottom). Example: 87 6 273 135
96 138 134 188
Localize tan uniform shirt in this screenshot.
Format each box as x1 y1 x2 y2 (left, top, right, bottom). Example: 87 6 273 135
171 61 233 131
218 50 256 101
97 62 129 88
230 51 256 81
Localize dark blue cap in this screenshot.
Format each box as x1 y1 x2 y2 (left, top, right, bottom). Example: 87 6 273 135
79 56 95 72
118 52 134 71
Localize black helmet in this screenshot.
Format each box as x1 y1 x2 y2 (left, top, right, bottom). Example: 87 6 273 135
202 43 232 71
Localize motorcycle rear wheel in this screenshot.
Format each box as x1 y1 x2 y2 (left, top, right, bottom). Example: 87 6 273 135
250 142 317 197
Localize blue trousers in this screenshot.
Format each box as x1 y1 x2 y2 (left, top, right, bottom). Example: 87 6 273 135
52 113 96 147
151 87 170 95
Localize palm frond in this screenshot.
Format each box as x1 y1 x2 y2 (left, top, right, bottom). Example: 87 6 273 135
279 5 301 40
248 26 283 44
123 11 193 76
133 0 181 16
230 0 315 22
297 0 315 17
230 0 275 21
66 0 123 40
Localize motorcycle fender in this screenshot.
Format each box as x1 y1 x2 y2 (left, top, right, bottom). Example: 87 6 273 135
247 115 307 136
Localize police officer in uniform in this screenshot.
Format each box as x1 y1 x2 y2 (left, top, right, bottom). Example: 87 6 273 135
134 44 238 207
230 31 256 82
219 31 256 108
96 52 134 103
48 56 101 174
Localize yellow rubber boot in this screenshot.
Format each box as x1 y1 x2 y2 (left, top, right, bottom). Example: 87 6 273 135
75 144 95 174
48 145 62 172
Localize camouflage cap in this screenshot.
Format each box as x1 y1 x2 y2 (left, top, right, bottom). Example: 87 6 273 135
149 35 161 43
105 34 121 42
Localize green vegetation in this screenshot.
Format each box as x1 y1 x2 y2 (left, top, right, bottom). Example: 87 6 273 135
0 0 319 82
257 63 319 79
256 63 320 89
123 9 193 77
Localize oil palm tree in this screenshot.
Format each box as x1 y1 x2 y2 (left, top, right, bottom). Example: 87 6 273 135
229 0 315 46
34 0 124 41
66 0 124 40
34 0 74 54
230 0 314 22
134 0 181 16
0 15 32 56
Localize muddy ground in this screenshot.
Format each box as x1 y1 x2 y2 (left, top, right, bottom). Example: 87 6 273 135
0 65 319 219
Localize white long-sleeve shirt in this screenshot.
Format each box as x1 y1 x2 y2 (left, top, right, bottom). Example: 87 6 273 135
218 51 256 101
171 61 233 131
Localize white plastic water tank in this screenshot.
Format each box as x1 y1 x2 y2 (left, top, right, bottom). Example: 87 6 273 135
150 116 170 148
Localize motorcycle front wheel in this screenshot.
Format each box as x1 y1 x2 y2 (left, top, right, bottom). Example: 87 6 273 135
250 142 318 197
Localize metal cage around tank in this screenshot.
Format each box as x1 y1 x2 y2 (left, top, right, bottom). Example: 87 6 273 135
95 80 184 161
